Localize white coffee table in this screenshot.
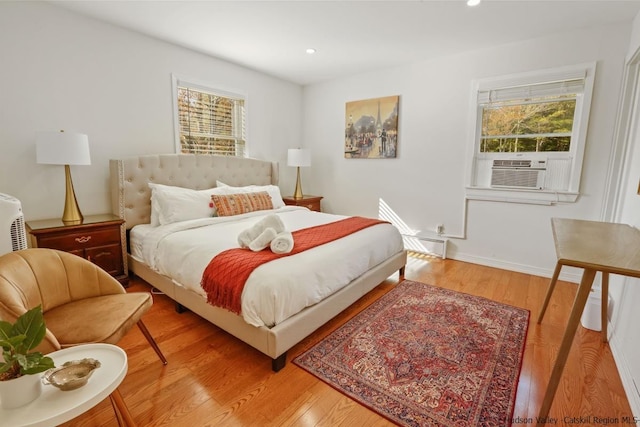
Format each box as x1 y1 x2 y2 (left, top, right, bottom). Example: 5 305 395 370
0 343 135 427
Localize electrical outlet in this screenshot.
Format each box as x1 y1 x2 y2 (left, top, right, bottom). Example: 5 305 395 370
436 224 444 235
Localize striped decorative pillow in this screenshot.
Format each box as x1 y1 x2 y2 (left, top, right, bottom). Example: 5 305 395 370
211 191 274 217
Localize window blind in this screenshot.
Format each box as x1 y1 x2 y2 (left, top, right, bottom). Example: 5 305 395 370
176 86 246 156
478 78 585 105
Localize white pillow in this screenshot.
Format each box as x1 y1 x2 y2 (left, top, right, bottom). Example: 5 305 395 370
149 184 162 226
149 183 216 226
215 181 285 209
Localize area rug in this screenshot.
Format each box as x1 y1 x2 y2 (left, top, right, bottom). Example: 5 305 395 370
293 280 529 427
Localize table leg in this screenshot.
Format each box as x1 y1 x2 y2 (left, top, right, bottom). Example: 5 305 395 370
537 262 562 323
536 268 597 426
109 389 137 427
601 272 609 343
110 396 125 427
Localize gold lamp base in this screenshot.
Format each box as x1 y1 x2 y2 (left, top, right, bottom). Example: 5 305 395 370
62 164 83 225
293 166 304 200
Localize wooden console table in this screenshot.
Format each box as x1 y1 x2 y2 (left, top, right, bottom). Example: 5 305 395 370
536 218 640 425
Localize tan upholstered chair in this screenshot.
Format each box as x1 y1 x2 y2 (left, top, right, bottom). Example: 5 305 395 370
0 248 166 364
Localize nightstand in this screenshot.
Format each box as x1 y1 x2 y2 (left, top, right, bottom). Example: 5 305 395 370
282 195 323 212
26 214 128 287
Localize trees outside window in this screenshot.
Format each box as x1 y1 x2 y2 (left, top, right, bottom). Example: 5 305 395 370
480 96 575 153
172 75 246 156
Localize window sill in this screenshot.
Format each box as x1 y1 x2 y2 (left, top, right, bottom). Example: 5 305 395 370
465 187 579 205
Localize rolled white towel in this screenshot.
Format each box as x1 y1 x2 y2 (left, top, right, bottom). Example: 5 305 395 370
238 214 285 248
248 227 278 252
270 231 294 254
238 214 284 248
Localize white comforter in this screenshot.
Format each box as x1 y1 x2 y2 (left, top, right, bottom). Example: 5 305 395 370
133 206 403 327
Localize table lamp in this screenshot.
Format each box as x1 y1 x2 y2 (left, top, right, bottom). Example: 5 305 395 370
36 130 91 225
287 148 311 200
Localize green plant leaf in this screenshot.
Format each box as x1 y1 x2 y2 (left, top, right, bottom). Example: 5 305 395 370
0 305 52 380
0 320 12 335
0 334 26 351
12 306 46 352
20 353 55 375
0 361 11 374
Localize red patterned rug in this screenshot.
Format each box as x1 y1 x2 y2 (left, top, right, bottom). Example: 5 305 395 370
293 280 529 426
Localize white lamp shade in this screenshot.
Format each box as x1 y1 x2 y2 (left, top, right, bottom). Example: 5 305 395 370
36 131 91 166
287 148 311 167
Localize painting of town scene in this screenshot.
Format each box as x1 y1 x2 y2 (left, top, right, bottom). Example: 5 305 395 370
345 95 399 159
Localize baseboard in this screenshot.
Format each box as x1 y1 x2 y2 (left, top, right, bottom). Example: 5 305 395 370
449 252 582 283
609 326 640 418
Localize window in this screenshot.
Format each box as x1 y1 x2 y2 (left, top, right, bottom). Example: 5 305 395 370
480 95 575 153
172 75 246 156
466 63 596 204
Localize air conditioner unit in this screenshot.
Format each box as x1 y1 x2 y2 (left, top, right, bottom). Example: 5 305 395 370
0 193 28 256
491 159 547 190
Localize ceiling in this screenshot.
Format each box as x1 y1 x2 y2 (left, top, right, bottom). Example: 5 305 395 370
49 0 640 85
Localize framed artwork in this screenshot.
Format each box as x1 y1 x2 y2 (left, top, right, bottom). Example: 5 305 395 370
345 95 399 159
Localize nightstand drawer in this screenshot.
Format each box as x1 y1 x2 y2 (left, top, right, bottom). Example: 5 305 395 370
86 244 123 276
36 227 120 252
301 201 321 211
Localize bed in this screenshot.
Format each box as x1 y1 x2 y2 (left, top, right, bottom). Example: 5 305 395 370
109 154 406 371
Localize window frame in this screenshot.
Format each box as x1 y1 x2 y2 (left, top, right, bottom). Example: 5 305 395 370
465 63 596 204
171 74 248 157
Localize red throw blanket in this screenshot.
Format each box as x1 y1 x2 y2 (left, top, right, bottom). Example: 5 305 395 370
201 216 388 314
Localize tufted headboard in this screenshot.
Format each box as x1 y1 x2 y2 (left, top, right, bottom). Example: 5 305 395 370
109 154 279 230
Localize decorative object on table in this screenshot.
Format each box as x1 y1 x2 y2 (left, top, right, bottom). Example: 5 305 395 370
0 305 56 409
294 280 529 427
345 95 399 159
42 358 101 391
36 130 91 225
287 148 311 199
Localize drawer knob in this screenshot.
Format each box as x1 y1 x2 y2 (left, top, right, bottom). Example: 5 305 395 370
75 236 92 243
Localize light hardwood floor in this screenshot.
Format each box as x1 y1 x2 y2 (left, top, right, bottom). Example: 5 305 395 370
61 253 633 426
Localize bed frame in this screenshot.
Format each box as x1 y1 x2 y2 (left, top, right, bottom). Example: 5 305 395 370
109 154 406 371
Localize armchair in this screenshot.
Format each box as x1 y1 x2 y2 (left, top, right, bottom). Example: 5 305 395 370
0 248 166 364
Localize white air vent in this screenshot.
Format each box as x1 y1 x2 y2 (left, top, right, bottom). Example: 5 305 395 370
491 159 546 190
0 193 28 256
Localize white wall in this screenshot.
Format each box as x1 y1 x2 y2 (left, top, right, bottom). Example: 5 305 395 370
302 23 631 279
609 9 640 415
0 1 303 221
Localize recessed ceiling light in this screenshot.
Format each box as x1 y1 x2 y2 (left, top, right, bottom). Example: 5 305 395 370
306 48 316 54
467 0 481 6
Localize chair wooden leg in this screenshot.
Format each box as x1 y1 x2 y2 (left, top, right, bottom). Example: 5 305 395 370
110 389 137 427
137 320 168 365
110 393 125 427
